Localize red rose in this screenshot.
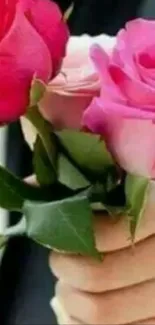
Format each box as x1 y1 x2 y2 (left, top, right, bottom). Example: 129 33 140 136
0 0 69 123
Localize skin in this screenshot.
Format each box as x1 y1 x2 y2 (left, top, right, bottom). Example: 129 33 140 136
49 181 155 324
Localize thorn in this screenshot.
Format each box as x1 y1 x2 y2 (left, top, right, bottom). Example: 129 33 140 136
64 2 74 22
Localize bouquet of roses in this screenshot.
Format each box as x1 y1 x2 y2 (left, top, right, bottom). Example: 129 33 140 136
0 0 153 261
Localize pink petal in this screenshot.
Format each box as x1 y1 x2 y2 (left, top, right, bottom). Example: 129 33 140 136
64 34 115 69
82 98 155 178
90 45 125 102
109 64 155 108
112 29 139 79
135 46 155 87
108 118 155 178
82 98 109 136
40 90 93 129
125 18 155 52
82 97 155 134
50 71 100 94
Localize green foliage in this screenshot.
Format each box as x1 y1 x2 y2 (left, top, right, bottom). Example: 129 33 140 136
56 130 114 178
24 196 100 259
0 165 53 211
33 136 56 185
125 174 149 239
30 78 46 107
58 154 90 190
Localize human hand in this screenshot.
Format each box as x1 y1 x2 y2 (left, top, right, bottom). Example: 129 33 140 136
49 182 155 324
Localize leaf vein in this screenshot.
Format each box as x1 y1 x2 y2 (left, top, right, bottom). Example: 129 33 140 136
57 207 91 252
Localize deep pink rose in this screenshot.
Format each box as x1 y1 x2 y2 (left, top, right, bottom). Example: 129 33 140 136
0 0 69 123
40 34 115 129
83 19 155 178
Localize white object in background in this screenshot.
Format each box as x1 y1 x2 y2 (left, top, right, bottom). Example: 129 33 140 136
0 126 8 260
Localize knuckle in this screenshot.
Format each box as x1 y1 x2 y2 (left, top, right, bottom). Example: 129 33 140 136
85 295 101 323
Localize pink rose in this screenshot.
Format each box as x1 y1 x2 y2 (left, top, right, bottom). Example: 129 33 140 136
83 19 155 178
40 34 115 129
0 0 69 123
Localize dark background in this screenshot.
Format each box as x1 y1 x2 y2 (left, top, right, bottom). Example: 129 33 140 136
0 0 154 324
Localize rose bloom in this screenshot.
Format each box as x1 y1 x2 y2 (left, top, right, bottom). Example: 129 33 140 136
0 0 69 123
83 19 155 178
40 34 115 129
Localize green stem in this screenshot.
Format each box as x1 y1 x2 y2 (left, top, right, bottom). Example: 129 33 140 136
26 106 57 174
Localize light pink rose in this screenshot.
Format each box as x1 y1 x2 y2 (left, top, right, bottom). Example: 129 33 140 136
83 19 155 178
40 34 115 129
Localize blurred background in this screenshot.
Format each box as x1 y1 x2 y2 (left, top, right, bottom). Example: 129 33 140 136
0 0 155 324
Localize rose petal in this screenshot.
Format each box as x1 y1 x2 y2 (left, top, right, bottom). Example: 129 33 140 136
64 34 116 69
112 29 139 79
0 0 18 39
109 64 155 108
41 35 116 130
55 35 115 92
136 46 155 87
0 5 52 123
112 19 155 80
90 45 126 102
1 4 52 80
23 0 69 75
40 90 93 129
50 73 100 95
83 98 155 178
126 19 155 52
108 118 155 178
82 97 155 135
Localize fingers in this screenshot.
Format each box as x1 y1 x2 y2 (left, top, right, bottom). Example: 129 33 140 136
51 297 82 325
55 280 155 325
94 181 155 253
51 295 155 325
51 297 69 324
134 319 155 325
51 298 155 325
50 235 155 293
50 182 155 324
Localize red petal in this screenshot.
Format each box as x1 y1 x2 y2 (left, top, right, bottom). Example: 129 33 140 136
0 0 18 40
23 0 69 75
0 5 52 123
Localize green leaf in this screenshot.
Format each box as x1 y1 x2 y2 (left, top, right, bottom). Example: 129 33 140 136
0 165 53 211
56 130 114 177
125 174 149 239
0 235 8 248
33 136 56 185
30 78 46 107
26 106 57 174
58 154 90 190
23 196 100 259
